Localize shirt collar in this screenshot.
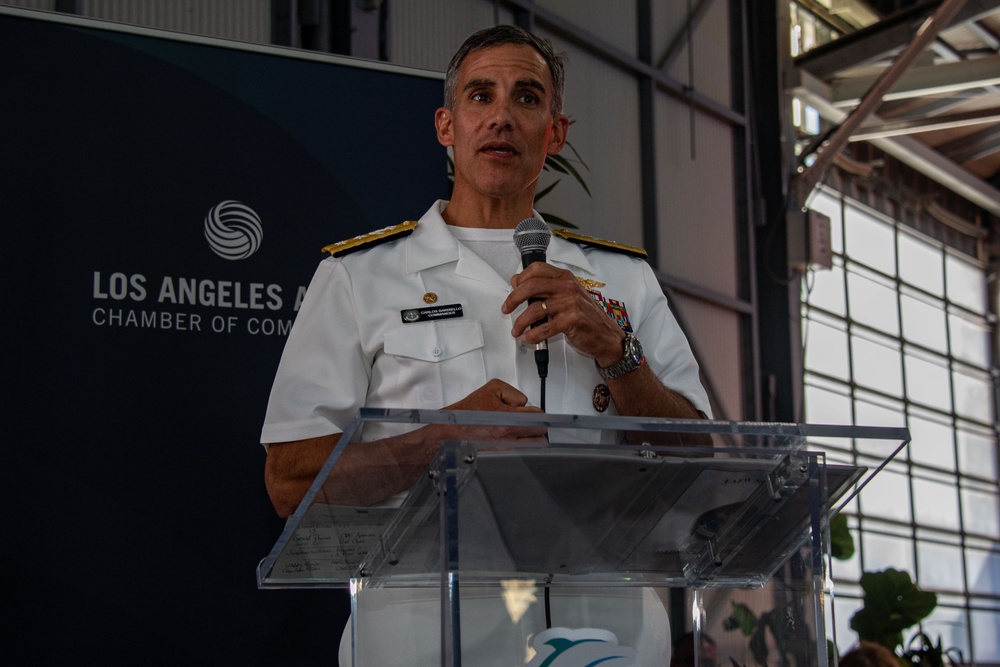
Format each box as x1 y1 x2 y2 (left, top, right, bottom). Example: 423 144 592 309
404 201 461 273
404 200 596 277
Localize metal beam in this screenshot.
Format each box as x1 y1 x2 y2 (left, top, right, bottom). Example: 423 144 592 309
790 68 1000 216
792 0 969 208
638 0 659 267
877 93 976 119
936 122 1000 162
795 0 860 34
831 56 1000 106
965 14 1000 50
849 106 1000 140
501 0 746 127
794 0 998 79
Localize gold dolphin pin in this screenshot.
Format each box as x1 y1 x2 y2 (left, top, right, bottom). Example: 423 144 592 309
576 277 606 289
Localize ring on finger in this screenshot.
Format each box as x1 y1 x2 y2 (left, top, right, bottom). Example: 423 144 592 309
540 301 548 312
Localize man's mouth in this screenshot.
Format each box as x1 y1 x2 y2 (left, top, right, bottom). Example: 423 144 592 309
480 141 518 156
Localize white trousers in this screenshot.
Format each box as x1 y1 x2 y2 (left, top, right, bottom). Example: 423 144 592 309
338 586 671 666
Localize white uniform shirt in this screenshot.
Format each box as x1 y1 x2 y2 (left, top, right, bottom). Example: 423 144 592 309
261 200 712 665
261 200 710 446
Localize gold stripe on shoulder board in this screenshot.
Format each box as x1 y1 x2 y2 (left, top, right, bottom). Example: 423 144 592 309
322 220 418 257
552 228 647 259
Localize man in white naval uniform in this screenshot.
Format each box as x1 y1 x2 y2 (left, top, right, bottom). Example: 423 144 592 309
261 25 711 666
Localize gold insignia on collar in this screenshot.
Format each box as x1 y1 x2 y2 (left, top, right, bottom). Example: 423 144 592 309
423 292 438 304
576 277 606 289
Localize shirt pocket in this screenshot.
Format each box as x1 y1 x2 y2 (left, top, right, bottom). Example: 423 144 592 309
377 320 487 408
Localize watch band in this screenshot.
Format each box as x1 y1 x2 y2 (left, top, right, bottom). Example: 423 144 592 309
596 333 645 380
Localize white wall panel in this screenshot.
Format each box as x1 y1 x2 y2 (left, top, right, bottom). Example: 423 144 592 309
536 0 637 56
671 294 744 419
653 0 689 59
533 30 644 247
655 93 738 297
655 0 732 108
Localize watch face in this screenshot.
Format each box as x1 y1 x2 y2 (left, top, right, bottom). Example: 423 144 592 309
598 334 644 380
624 334 643 363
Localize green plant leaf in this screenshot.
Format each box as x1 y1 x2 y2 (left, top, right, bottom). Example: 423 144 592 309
829 513 855 561
543 154 569 175
536 212 578 230
533 180 559 202
724 601 758 636
562 138 590 171
544 153 592 197
902 632 947 667
750 610 775 666
850 569 938 651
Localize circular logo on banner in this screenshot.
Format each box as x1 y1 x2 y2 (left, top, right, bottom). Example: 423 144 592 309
204 200 263 260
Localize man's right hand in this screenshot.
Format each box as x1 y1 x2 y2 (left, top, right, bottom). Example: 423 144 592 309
431 378 547 443
265 379 546 515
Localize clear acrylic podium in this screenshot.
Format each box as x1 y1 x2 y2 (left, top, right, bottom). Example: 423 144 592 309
257 409 909 667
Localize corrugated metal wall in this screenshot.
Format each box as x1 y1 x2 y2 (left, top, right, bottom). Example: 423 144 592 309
6 0 272 43
2 0 54 9
389 0 506 74
81 0 270 43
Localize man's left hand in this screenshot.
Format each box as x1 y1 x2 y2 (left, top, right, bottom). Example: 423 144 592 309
502 262 624 367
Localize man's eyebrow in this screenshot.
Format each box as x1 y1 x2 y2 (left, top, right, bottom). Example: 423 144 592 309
463 77 495 92
462 77 547 95
515 78 547 94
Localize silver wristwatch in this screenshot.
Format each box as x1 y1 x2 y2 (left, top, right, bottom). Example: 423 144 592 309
596 333 645 380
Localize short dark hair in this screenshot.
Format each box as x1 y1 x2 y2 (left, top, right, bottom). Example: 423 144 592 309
444 24 566 116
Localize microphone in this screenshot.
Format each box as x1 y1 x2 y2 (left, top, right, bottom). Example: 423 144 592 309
513 218 551 382
514 217 551 268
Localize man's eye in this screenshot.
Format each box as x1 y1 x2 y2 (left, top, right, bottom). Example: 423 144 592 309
519 94 539 105
472 92 490 102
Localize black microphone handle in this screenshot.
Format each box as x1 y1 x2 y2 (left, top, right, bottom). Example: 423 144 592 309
520 249 548 326
520 249 547 268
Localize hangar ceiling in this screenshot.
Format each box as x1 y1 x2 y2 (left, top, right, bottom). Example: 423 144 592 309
790 0 1000 218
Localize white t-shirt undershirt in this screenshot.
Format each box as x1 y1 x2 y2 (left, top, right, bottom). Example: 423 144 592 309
447 224 522 282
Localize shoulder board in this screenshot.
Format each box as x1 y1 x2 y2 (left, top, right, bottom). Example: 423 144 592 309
322 220 418 257
551 229 647 259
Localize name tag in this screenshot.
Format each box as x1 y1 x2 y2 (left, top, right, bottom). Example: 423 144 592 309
400 304 464 323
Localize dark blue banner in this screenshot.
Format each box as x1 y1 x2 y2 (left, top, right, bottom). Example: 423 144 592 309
1 9 446 663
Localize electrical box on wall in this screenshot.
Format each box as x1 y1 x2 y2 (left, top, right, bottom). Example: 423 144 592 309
808 209 833 270
788 206 833 274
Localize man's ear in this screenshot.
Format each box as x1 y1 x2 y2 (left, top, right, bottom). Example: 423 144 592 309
547 113 570 155
435 107 454 147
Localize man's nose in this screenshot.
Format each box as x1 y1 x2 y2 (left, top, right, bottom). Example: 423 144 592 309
488 99 515 131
